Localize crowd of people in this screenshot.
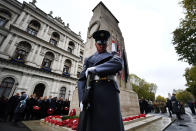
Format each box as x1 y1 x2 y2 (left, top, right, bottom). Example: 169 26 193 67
0 92 70 122
139 93 196 120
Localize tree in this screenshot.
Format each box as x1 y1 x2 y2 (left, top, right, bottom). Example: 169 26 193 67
184 65 196 97
156 95 166 103
130 74 157 101
172 0 196 65
176 90 194 103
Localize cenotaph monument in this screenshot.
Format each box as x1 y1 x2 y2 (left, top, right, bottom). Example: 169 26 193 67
70 1 140 117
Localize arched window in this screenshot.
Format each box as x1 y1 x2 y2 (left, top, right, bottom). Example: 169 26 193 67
77 66 82 78
49 32 60 46
63 59 72 74
13 41 31 63
80 51 83 61
68 41 75 54
27 20 41 36
33 83 45 98
0 9 11 27
59 87 66 98
0 77 15 98
41 52 55 71
77 72 81 78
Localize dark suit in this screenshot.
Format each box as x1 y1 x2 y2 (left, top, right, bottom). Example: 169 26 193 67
77 52 124 131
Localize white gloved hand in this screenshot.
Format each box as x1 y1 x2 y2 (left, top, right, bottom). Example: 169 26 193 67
80 102 83 111
85 67 96 77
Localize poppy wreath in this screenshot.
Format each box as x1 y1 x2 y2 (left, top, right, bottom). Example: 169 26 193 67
47 108 54 115
64 107 69 111
69 109 76 116
122 114 146 122
33 106 40 110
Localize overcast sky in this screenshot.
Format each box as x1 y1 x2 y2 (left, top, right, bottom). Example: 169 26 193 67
18 0 190 98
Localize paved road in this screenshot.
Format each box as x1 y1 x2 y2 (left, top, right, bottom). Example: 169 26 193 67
0 121 30 131
165 108 196 131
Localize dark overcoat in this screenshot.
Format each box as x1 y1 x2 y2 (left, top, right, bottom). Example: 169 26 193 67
77 52 124 131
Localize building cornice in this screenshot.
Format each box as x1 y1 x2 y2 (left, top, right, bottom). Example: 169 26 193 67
10 24 80 61
0 57 78 82
22 2 83 42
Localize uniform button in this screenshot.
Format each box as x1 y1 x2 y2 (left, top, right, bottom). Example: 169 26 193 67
96 80 98 83
108 80 110 82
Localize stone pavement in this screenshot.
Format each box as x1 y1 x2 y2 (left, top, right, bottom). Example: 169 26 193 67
0 121 30 131
164 108 196 131
2 109 195 131
124 114 173 131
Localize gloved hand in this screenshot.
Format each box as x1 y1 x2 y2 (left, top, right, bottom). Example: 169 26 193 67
85 67 96 77
80 102 83 111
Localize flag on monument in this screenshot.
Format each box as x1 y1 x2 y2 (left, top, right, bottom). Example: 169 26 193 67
122 49 129 82
112 40 116 52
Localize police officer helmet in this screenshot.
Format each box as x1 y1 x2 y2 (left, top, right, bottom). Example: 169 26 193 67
93 30 110 45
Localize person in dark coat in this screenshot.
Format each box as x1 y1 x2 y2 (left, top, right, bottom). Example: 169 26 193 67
13 93 28 122
63 99 70 115
77 30 124 131
171 93 183 120
188 101 196 115
166 98 173 117
6 93 20 121
41 96 49 118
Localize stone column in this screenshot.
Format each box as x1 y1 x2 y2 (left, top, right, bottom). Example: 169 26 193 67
62 36 67 50
58 55 63 71
37 23 46 38
77 44 81 56
34 45 43 66
24 75 32 94
60 56 65 72
74 43 78 56
22 14 30 30
0 33 13 53
43 25 49 41
19 74 27 90
26 44 38 63
65 37 69 51
70 60 76 76
75 62 79 75
8 36 18 57
15 12 26 25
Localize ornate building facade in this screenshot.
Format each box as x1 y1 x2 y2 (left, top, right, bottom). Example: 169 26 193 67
0 0 84 100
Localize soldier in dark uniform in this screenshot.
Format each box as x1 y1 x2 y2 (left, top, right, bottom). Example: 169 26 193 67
166 98 173 117
77 30 124 131
171 93 183 120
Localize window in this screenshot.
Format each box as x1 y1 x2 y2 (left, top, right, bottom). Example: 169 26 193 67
68 47 72 53
13 41 31 63
0 77 15 98
80 51 83 61
68 41 75 54
80 56 83 61
0 9 11 27
27 20 40 36
0 16 6 27
49 32 60 46
59 87 66 98
63 59 71 77
77 72 80 78
41 52 55 71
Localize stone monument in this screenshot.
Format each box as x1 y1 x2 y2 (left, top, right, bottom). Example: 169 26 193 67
70 1 140 117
